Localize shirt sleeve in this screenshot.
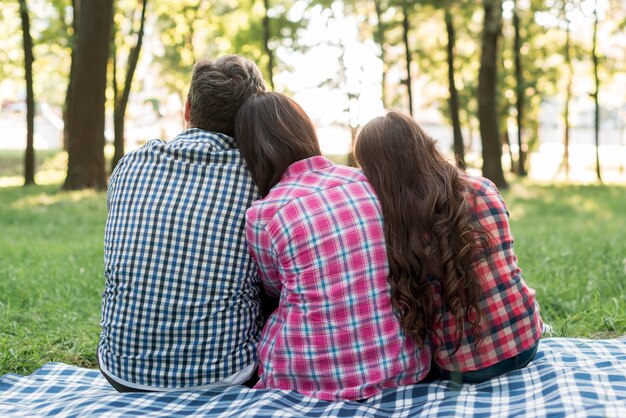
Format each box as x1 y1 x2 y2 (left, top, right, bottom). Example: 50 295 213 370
471 180 527 296
245 211 283 298
472 180 514 254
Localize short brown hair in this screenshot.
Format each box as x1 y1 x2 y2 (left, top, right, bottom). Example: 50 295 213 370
187 55 266 136
234 92 321 196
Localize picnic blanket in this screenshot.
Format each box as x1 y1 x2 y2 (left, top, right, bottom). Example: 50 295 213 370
1 338 625 417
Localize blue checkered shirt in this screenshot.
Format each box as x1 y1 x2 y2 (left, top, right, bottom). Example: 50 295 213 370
99 129 263 388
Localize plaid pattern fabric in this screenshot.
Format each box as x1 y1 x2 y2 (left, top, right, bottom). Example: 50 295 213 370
245 156 431 401
432 175 543 372
1 338 625 417
99 128 263 388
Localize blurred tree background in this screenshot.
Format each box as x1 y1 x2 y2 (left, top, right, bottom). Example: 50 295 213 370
1 0 625 189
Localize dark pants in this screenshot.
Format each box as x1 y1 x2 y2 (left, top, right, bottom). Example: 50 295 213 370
98 357 259 393
98 357 149 393
431 340 540 384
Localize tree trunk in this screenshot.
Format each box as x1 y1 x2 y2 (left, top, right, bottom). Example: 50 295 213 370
111 24 119 171
402 5 413 116
562 0 572 179
592 1 601 183
19 0 35 186
63 0 114 190
502 117 515 173
513 0 526 176
445 9 465 170
63 0 80 152
497 33 514 174
63 63 73 152
478 0 507 188
374 0 387 108
112 0 148 172
262 0 275 90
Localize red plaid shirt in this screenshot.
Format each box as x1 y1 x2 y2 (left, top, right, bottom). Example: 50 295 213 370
432 175 543 372
246 156 430 401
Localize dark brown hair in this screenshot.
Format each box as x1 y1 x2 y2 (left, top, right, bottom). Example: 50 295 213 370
234 92 322 196
354 110 489 350
187 55 266 136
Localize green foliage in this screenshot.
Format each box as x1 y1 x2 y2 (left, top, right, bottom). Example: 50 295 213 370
499 0 563 153
412 2 482 137
0 0 72 105
152 0 305 98
0 1 24 88
222 0 303 83
111 0 147 89
152 0 212 100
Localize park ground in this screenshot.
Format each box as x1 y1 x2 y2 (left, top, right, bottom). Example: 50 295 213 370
0 150 625 376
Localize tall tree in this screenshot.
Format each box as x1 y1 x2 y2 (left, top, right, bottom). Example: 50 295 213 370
373 0 389 108
478 0 507 188
63 0 80 152
561 0 573 179
502 0 561 175
262 0 275 90
411 1 481 164
401 3 414 115
499 5 515 174
513 0 526 176
63 0 114 190
591 0 602 182
18 0 35 186
111 0 148 172
444 7 465 169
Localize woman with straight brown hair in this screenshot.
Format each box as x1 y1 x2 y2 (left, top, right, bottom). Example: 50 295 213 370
234 93 431 401
354 110 543 383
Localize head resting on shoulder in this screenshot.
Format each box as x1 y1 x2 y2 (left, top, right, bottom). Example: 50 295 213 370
185 55 266 137
234 92 322 197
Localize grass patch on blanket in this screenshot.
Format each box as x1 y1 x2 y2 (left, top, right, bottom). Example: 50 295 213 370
0 177 625 376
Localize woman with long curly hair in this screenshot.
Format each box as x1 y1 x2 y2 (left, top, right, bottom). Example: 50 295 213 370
354 110 543 383
234 93 431 400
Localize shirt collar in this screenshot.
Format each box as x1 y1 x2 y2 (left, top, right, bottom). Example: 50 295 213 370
173 128 237 151
281 156 332 181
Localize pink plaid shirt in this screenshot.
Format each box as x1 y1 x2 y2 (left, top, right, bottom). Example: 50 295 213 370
246 156 431 401
432 175 543 372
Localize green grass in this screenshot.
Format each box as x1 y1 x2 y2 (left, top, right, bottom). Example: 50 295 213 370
502 181 626 338
0 173 625 376
0 184 106 375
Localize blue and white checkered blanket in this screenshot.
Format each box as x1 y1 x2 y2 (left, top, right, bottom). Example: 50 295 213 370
1 338 625 417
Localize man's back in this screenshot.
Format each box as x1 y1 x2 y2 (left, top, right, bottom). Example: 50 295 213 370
99 128 262 389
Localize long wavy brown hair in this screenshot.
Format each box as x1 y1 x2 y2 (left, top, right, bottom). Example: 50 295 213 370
354 111 490 350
